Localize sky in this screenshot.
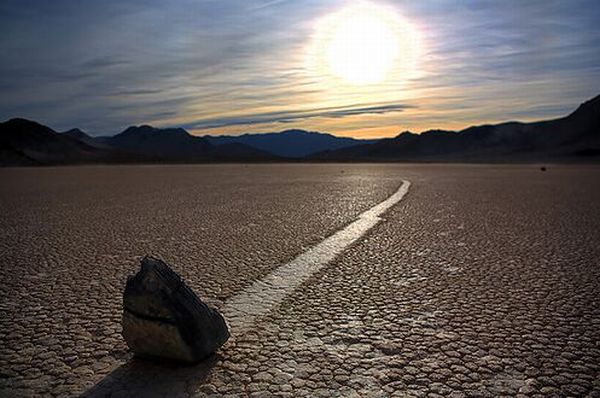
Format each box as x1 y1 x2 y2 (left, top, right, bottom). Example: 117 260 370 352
1 0 599 138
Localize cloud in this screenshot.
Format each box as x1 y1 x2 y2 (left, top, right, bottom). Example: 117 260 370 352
80 56 130 69
0 0 599 135
249 0 290 11
180 103 414 130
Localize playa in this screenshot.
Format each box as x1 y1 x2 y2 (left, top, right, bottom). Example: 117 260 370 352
1 164 599 396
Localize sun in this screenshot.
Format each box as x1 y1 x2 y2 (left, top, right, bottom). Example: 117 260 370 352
327 7 398 84
309 3 420 85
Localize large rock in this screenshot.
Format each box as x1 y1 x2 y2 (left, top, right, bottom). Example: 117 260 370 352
122 256 229 362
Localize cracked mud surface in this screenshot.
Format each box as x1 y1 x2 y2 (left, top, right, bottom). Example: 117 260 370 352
0 164 397 397
1 164 599 397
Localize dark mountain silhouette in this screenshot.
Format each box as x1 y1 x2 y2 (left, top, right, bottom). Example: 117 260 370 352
313 94 600 161
102 125 275 161
206 129 378 158
0 120 275 165
62 128 112 149
0 118 125 166
1 94 598 165
105 125 212 158
211 142 278 161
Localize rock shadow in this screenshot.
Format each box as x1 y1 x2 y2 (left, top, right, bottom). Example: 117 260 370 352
81 354 220 397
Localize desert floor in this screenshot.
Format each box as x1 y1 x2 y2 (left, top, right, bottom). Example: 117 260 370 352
1 164 599 397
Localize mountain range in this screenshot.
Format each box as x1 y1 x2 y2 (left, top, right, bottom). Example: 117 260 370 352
1 93 598 166
314 94 600 162
206 129 378 158
0 121 277 166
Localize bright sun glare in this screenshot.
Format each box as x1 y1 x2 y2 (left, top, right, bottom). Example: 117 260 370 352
310 2 420 85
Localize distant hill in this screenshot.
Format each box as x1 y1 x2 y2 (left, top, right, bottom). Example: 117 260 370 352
102 125 275 161
1 94 598 165
206 129 379 158
104 125 212 158
0 120 275 165
313 94 600 162
62 128 112 149
0 118 125 166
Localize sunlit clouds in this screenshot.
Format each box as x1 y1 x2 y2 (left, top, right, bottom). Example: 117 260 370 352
0 0 599 137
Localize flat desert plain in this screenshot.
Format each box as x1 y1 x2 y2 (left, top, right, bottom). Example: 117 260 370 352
0 164 599 397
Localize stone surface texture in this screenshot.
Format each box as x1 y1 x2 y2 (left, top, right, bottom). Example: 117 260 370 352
122 256 229 363
0 164 599 397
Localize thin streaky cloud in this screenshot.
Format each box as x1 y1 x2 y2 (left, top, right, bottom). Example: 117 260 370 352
181 103 414 130
249 0 290 11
